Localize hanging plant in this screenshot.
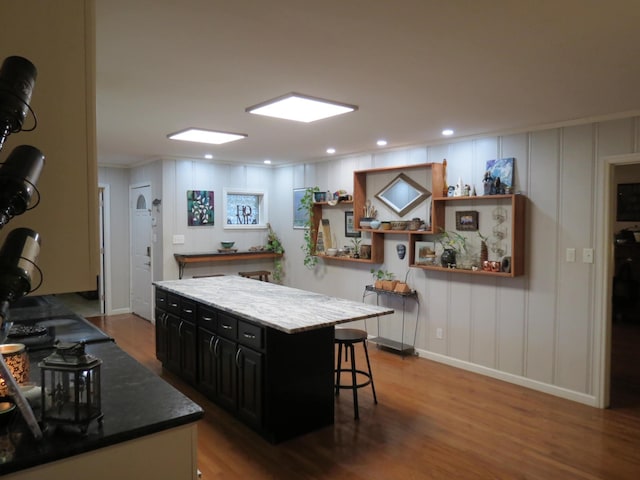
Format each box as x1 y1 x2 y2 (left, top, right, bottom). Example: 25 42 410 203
266 223 284 283
299 186 320 269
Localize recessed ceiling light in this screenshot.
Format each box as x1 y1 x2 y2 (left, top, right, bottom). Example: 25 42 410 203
442 129 454 136
168 128 247 145
204 154 213 159
326 147 336 154
263 159 272 164
376 139 388 147
246 93 357 123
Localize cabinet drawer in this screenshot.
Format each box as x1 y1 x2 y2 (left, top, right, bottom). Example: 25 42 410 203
238 321 263 350
180 298 196 322
198 305 217 333
217 312 238 340
167 293 181 315
155 288 168 309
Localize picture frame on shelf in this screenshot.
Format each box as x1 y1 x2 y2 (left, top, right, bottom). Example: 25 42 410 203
345 211 360 238
455 210 478 231
415 241 436 265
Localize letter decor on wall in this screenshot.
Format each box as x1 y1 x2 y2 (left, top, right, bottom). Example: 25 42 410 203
187 190 214 226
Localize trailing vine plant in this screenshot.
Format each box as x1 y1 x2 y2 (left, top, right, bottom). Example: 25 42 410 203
266 223 284 282
299 186 320 269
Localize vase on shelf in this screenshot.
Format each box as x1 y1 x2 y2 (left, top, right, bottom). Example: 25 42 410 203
440 248 456 268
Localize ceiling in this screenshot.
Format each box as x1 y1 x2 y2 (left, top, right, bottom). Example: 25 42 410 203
95 1 640 168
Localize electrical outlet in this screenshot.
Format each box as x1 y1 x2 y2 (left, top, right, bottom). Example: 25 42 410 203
436 328 443 339
172 234 185 245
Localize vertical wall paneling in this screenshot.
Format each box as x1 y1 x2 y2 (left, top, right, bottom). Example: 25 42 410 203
525 129 561 384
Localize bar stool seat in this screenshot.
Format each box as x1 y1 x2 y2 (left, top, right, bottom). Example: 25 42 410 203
334 328 377 419
238 270 270 282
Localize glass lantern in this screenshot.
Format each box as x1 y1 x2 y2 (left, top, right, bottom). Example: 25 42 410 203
39 342 103 434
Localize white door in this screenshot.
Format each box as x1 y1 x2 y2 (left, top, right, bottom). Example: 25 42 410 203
131 184 152 321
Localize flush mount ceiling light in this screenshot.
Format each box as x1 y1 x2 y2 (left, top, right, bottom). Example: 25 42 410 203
167 128 247 145
246 93 357 123
442 129 454 136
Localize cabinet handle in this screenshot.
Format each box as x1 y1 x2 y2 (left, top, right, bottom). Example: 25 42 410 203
157 297 165 304
183 308 193 314
213 338 220 357
235 348 242 369
169 302 178 308
178 321 183 337
242 332 256 339
202 316 213 322
221 324 232 330
208 335 215 354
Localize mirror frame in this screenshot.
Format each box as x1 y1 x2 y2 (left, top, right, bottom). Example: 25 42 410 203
375 173 431 217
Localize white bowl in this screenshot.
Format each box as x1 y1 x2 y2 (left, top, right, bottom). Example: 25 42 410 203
325 248 338 256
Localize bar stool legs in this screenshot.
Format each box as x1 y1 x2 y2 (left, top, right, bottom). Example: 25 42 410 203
334 328 377 419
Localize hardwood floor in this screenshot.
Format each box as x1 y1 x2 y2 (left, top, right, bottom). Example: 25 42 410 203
88 314 640 480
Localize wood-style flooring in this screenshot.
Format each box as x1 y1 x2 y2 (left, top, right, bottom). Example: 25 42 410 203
88 314 640 480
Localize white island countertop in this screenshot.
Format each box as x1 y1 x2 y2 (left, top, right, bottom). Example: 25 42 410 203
154 276 394 333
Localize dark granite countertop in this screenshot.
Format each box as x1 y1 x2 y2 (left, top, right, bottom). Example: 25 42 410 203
0 298 204 475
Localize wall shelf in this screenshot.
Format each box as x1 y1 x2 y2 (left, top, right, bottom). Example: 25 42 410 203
174 252 282 279
409 193 526 277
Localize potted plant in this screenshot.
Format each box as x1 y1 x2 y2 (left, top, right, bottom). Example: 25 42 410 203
438 229 467 268
370 268 396 290
266 223 284 282
350 237 362 258
299 187 320 268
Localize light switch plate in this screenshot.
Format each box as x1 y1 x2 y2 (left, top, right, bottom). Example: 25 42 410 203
566 248 576 262
582 248 594 263
172 234 185 245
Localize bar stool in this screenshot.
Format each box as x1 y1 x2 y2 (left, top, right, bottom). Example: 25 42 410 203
334 328 377 419
238 270 271 282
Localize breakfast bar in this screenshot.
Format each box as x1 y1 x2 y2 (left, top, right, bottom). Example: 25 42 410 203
154 276 393 442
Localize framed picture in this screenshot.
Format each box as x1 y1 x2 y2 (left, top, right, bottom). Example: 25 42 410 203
187 190 214 226
345 211 360 237
486 157 515 188
617 183 640 221
415 241 436 265
455 210 478 231
293 188 308 229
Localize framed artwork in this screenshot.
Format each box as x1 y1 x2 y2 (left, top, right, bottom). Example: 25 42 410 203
617 183 640 221
415 241 436 265
345 211 360 238
223 188 267 229
455 210 478 231
293 188 307 229
485 157 515 187
187 190 214 226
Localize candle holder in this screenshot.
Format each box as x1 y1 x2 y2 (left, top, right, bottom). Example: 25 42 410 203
40 342 103 435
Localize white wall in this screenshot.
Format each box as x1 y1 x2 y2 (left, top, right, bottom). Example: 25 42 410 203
100 115 640 405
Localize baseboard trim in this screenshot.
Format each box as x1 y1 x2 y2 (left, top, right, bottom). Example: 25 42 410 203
415 348 598 407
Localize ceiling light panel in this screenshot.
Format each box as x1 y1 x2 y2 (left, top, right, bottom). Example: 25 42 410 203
246 93 357 123
168 128 247 145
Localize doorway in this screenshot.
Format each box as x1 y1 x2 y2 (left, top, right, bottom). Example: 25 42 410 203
610 163 640 410
130 184 153 321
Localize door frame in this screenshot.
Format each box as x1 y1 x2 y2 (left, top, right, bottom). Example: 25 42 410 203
99 183 110 314
596 152 640 408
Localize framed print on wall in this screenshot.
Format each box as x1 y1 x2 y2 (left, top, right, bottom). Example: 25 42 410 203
293 188 307 229
187 190 214 226
345 211 360 238
455 210 478 231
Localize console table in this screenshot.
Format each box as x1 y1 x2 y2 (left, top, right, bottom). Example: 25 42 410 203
174 251 282 278
363 285 419 356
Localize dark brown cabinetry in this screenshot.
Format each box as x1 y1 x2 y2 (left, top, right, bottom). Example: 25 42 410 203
155 287 325 442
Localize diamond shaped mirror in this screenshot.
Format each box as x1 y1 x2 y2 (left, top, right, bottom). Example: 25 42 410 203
375 173 431 217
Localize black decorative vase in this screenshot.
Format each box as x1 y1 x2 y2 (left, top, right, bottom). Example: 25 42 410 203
441 248 456 268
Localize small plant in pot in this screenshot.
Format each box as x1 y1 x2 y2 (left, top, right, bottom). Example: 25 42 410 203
438 230 467 268
370 268 396 290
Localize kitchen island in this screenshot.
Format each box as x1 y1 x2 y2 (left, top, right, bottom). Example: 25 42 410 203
154 276 393 442
1 296 204 479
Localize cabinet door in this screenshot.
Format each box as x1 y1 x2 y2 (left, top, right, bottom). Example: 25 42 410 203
237 346 263 429
216 337 237 411
166 313 182 374
154 308 168 363
197 329 218 399
180 320 197 385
